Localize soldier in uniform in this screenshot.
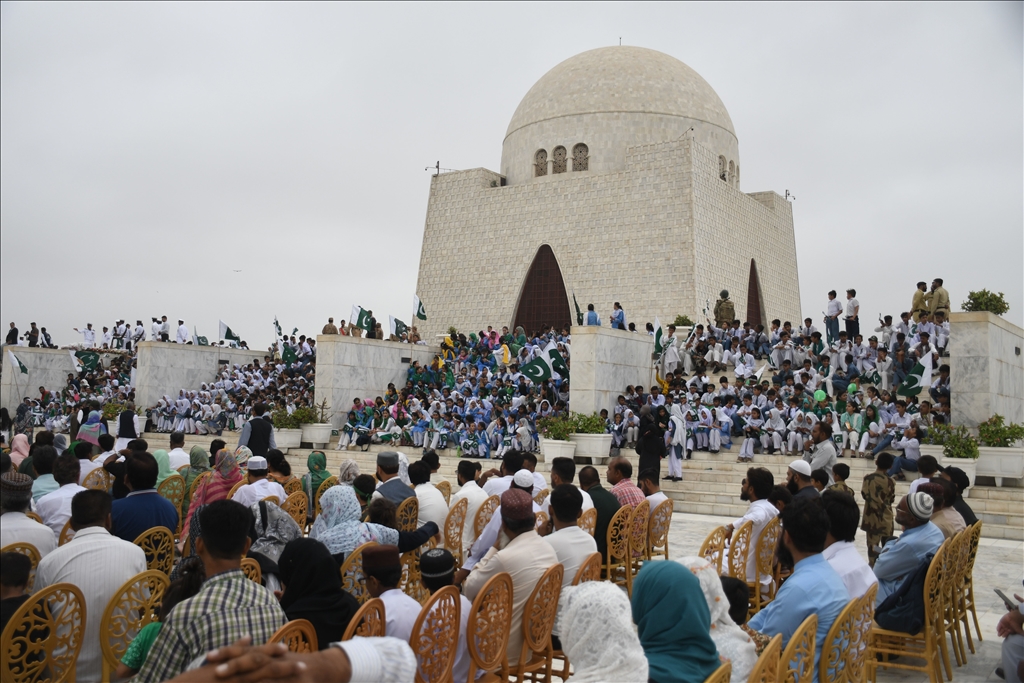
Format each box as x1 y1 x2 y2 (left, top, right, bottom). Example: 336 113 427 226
713 290 735 329
911 281 928 323
860 451 896 566
925 278 950 319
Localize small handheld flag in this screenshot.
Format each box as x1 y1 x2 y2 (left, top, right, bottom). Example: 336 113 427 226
413 295 427 321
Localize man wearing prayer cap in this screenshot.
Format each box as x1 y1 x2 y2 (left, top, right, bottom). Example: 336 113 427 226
230 455 286 508
364 544 421 642
372 452 415 504
872 492 945 605
786 460 818 501
464 488 559 666
458 470 541 579
0 471 57 556
420 548 475 683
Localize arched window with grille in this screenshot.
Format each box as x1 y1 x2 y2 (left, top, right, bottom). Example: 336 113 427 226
572 143 589 171
534 149 547 177
552 146 567 174
728 160 735 185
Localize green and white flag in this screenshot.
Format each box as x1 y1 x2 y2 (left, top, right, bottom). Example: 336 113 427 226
520 355 552 383
219 320 240 342
896 358 932 397
389 316 409 337
356 307 373 332
273 317 282 338
413 295 427 321
653 316 664 354
754 363 768 382
75 350 100 371
545 342 569 380
866 370 882 386
8 350 27 375
194 328 209 346
69 350 82 372
282 344 298 366
520 341 568 383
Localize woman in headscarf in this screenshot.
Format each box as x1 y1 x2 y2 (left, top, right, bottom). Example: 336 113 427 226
8 433 30 468
277 538 361 649
678 556 759 681
632 561 721 683
397 452 411 486
76 410 106 448
337 459 360 485
53 434 68 456
301 451 331 514
309 486 438 563
555 582 648 683
234 445 253 471
183 446 211 506
636 405 666 478
266 449 296 489
152 449 177 487
247 500 303 592
180 449 243 545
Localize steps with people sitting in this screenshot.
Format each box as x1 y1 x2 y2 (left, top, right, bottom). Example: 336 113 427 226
140 430 1023 540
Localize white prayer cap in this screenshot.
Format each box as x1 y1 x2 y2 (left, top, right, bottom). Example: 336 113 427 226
247 456 268 471
513 469 535 489
788 460 812 477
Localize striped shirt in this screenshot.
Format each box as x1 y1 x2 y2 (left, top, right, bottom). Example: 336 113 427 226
135 569 286 683
610 479 646 508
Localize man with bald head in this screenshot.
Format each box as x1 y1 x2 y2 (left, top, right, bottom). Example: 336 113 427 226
606 456 645 508
872 491 945 605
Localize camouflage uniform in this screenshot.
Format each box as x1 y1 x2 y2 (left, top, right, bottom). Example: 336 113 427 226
860 470 895 566
828 480 855 496
714 298 735 329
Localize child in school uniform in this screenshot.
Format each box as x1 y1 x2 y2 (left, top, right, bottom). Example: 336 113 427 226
739 407 763 462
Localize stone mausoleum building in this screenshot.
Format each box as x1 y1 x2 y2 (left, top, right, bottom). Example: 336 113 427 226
415 46 801 338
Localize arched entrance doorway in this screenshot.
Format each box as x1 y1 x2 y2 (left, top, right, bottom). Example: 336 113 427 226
746 259 764 328
513 245 572 335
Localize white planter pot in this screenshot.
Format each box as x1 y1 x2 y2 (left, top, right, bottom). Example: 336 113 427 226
976 446 1024 487
940 456 978 498
301 423 334 448
919 444 944 459
569 433 613 464
276 428 303 450
539 438 577 463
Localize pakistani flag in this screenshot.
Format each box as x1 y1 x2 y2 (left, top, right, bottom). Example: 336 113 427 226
219 320 240 342
754 363 768 382
273 317 282 338
653 317 664 354
356 307 373 333
546 344 569 379
572 292 583 326
282 344 298 366
896 358 932 397
70 350 83 372
8 350 27 375
866 370 882 386
194 328 209 346
520 355 552 383
389 316 408 337
75 350 100 371
413 295 427 321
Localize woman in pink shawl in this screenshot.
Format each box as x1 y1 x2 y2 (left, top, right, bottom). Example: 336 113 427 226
180 448 243 545
9 434 30 468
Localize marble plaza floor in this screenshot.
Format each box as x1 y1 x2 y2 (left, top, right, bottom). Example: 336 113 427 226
663 510 1022 682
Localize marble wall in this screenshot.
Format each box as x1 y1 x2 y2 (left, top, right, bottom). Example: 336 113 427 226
135 342 266 409
950 312 1024 429
569 325 655 416
1 347 80 413
314 336 441 427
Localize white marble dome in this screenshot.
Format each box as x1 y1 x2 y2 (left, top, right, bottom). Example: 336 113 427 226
501 46 740 186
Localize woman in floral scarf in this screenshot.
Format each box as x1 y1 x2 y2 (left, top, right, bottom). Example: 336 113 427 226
180 448 243 545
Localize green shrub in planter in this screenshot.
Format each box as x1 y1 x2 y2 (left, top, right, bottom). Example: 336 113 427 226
942 425 979 459
571 412 608 435
977 414 1024 448
272 409 300 430
290 406 319 425
923 423 953 446
538 415 573 441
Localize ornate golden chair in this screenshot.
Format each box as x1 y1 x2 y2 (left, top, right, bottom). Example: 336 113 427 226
58 519 75 546
282 490 309 530
313 476 339 519
0 583 86 683
699 525 728 574
444 497 468 564
435 480 451 506
0 542 40 592
704 660 732 683
100 570 170 681
241 557 262 584
647 498 674 560
270 618 318 653
960 521 984 644
533 488 549 506
604 505 632 593
820 584 877 683
579 507 597 537
396 497 420 532
83 467 113 492
465 572 513 683
573 552 603 585
474 495 500 539
132 527 175 575
187 470 211 503
227 480 246 501
748 633 782 683
627 500 651 586
157 474 187 537
534 511 549 531
507 564 563 683
342 597 386 640
409 585 461 683
283 478 303 496
340 541 377 605
726 519 753 580
749 516 782 615
779 613 817 683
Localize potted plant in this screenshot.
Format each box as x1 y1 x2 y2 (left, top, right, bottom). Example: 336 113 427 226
296 400 334 448
272 409 303 450
537 415 577 462
976 415 1024 488
920 423 951 460
567 412 613 464
939 425 979 496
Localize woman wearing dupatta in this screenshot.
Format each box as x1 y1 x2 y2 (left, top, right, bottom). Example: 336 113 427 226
180 449 243 546
152 449 177 487
9 433 30 468
77 411 106 448
234 446 253 471
183 446 211 507
301 451 332 519
632 561 722 683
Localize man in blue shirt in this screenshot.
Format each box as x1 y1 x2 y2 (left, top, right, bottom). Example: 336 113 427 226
585 304 601 326
749 497 849 682
111 452 179 543
872 491 945 605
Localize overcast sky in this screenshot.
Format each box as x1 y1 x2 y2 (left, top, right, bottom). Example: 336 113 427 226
2 2 1021 348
